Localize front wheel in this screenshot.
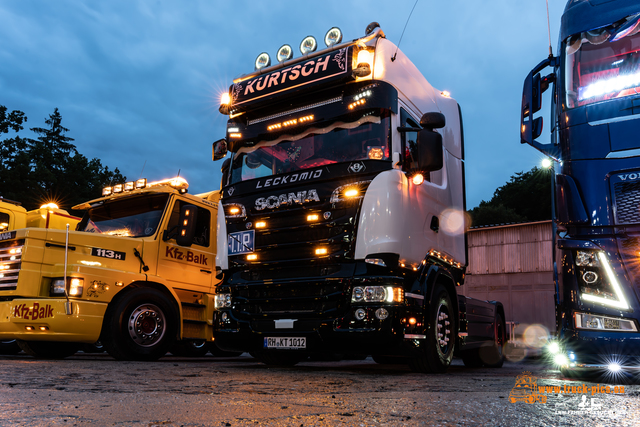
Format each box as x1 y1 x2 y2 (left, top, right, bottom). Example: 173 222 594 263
408 284 456 373
17 341 80 359
102 288 178 361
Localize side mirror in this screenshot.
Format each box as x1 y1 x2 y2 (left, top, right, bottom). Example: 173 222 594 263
213 138 228 161
417 128 443 172
520 56 559 157
420 112 445 129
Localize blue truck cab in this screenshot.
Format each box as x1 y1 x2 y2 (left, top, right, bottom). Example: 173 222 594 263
521 0 640 378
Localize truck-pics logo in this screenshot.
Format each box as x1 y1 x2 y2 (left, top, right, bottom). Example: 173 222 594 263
255 189 320 211
165 247 209 266
509 372 547 404
13 302 54 320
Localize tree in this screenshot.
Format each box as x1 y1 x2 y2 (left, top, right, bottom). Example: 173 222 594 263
0 106 30 202
468 167 552 227
0 106 125 211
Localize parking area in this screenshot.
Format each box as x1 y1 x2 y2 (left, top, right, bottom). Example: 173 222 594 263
0 353 638 426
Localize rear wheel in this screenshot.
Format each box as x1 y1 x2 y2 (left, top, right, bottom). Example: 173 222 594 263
102 288 178 361
254 351 306 367
17 341 80 359
408 284 456 373
0 339 22 355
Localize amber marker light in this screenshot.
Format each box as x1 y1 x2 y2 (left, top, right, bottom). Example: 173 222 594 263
412 174 424 185
247 254 258 261
255 221 266 228
344 188 359 198
408 318 417 325
315 248 328 255
441 91 451 97
307 214 319 222
229 207 240 215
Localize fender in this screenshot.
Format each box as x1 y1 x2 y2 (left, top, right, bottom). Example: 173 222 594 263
413 262 460 328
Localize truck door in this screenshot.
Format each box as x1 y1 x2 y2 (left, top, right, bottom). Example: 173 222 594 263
157 199 214 293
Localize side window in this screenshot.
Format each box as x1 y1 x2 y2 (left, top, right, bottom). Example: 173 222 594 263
400 108 420 172
167 201 211 247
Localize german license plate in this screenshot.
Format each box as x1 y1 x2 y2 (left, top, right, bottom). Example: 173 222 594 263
264 337 306 349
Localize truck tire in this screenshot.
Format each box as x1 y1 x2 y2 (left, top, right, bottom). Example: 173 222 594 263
17 340 80 359
408 284 456 373
171 340 209 357
102 288 178 361
0 339 22 355
481 312 505 368
254 350 306 367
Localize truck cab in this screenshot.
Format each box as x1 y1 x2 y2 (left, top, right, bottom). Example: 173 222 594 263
521 0 640 378
213 24 505 372
0 177 221 360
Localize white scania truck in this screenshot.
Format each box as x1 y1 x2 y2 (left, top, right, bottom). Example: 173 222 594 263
212 23 505 372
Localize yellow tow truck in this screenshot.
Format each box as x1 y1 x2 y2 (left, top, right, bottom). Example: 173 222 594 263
0 177 223 360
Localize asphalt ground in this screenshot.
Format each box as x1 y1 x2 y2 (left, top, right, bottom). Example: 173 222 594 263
0 352 638 426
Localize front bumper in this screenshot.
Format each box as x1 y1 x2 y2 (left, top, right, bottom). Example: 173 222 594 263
214 303 425 356
0 298 107 342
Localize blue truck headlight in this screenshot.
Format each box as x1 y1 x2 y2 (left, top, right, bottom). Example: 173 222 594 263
574 251 629 309
574 312 638 332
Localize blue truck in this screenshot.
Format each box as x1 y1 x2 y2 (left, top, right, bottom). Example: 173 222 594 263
521 0 640 378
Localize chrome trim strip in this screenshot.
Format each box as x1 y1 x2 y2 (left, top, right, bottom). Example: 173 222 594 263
404 334 426 339
405 293 424 300
589 114 640 127
606 148 640 158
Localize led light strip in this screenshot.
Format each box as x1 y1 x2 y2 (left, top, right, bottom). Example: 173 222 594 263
581 252 630 309
248 96 342 125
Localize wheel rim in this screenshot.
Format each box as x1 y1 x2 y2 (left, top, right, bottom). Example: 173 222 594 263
435 302 451 356
127 303 166 347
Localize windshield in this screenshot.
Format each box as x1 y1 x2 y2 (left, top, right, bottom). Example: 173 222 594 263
230 112 390 184
77 193 169 237
565 15 640 108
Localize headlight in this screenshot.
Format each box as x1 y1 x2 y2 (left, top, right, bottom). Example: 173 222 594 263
50 278 84 297
330 180 371 203
574 251 629 309
351 286 403 303
575 312 638 332
215 294 232 309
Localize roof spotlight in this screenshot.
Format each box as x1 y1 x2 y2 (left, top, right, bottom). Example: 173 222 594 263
255 52 271 71
324 27 343 47
277 44 293 63
300 36 317 55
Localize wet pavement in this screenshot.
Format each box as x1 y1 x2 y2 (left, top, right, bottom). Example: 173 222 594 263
0 352 638 426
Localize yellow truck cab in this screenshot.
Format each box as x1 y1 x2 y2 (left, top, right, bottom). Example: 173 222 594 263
0 177 221 360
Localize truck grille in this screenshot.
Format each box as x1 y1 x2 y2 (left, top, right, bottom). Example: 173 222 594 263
0 240 24 290
233 280 348 317
613 181 640 224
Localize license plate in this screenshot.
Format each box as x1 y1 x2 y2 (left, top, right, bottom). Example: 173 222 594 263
264 337 306 349
228 230 254 255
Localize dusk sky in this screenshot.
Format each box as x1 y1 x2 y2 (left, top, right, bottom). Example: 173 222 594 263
0 0 567 211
